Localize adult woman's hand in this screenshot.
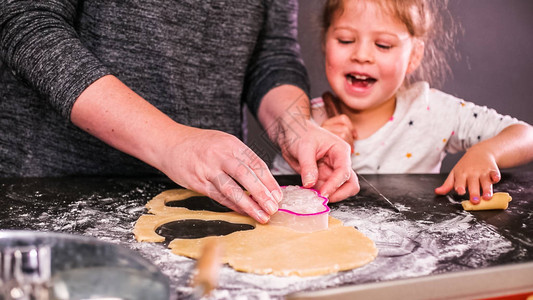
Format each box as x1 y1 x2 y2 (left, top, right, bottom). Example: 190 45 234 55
72 75 281 224
279 120 359 202
258 85 360 203
160 127 282 223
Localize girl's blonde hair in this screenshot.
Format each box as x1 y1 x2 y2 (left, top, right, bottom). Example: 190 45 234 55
321 0 459 88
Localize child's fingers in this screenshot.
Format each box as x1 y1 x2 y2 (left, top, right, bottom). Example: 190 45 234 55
322 115 350 128
490 169 501 183
480 175 494 200
352 128 358 140
323 115 356 136
327 114 358 140
453 172 467 196
324 124 355 146
335 114 353 126
434 171 455 195
322 115 356 152
466 176 481 204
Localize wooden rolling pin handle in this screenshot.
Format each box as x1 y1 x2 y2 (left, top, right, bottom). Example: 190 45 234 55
192 239 224 296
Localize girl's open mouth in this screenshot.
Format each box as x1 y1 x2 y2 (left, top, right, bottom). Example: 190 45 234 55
346 73 377 88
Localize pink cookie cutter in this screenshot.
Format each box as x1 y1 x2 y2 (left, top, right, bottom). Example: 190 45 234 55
268 186 330 233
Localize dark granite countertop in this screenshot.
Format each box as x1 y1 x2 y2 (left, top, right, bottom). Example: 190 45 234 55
0 172 532 299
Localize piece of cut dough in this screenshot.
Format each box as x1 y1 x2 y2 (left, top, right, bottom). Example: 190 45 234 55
134 189 378 277
268 186 329 233
462 192 512 211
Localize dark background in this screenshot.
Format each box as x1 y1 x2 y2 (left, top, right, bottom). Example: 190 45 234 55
247 0 533 172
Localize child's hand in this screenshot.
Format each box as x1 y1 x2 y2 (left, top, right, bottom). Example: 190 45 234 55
434 145 501 204
321 115 357 153
321 92 357 152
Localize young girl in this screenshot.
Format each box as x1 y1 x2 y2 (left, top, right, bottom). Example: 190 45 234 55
272 0 533 205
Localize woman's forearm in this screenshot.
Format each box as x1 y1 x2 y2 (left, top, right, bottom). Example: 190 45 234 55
70 75 185 171
257 84 312 147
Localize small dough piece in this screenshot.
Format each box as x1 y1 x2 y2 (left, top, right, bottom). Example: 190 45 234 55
462 192 512 211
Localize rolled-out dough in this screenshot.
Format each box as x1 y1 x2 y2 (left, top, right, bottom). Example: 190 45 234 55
461 192 512 211
134 189 378 277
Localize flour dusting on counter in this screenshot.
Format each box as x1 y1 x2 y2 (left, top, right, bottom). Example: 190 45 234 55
26 192 515 300
2 175 529 300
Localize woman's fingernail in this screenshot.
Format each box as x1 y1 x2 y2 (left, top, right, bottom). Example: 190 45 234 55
265 200 278 215
472 197 480 204
303 171 317 187
256 210 270 223
272 189 283 203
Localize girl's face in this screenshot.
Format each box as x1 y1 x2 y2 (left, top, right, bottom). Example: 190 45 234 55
324 0 423 114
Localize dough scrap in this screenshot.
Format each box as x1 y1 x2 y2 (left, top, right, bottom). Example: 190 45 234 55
134 189 378 277
462 192 512 211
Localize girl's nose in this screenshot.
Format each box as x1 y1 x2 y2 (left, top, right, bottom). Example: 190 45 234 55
350 42 374 63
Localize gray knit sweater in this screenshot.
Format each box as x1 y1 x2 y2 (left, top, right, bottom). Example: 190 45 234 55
0 0 309 177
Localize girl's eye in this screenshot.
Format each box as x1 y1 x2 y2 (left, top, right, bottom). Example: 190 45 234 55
376 43 392 50
338 39 354 44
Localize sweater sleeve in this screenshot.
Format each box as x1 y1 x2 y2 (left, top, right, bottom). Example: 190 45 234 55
0 0 110 119
243 0 310 116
